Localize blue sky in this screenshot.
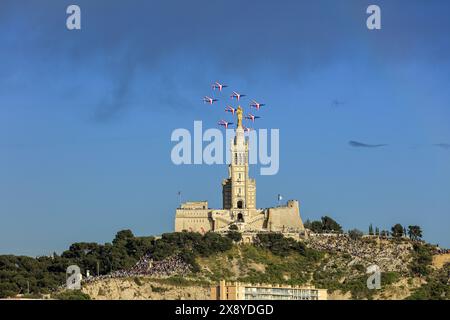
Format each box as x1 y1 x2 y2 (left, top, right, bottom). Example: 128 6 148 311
1 0 449 255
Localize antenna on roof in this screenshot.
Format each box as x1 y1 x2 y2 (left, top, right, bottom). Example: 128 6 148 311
177 191 182 207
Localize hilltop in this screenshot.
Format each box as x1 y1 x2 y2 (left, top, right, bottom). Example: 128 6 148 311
81 232 448 300
1 229 448 300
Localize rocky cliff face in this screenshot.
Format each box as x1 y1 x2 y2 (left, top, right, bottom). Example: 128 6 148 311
83 278 210 300
306 236 414 273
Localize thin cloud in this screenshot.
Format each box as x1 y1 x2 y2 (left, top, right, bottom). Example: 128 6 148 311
2 1 450 122
331 99 345 108
433 143 450 149
349 141 387 148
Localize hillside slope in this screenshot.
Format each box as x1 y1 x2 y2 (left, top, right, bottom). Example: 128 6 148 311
82 236 448 300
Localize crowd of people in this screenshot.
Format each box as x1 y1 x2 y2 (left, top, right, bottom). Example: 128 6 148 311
306 234 413 273
83 255 191 284
433 247 450 255
130 254 191 276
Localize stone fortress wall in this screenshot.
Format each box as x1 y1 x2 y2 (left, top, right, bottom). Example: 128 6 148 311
266 200 305 233
175 200 305 239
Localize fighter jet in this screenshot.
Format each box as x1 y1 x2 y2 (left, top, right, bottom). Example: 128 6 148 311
250 100 266 110
225 105 237 115
212 82 228 91
218 119 234 129
245 113 260 122
230 91 246 101
203 96 218 105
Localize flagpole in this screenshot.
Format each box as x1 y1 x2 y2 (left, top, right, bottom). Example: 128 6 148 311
277 194 284 207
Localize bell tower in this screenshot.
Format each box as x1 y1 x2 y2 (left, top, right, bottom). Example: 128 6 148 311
222 106 256 211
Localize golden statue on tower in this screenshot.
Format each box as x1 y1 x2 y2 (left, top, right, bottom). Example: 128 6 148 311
236 106 243 128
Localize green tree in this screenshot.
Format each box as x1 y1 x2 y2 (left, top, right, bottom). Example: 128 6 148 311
52 290 91 300
125 236 154 258
310 221 323 233
255 233 306 257
409 243 433 276
368 224 374 236
226 231 242 243
348 229 363 240
321 216 343 233
303 219 311 230
391 224 404 238
197 232 233 255
112 230 134 246
408 225 423 241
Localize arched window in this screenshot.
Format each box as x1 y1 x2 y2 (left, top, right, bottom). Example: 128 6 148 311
234 153 238 165
237 200 243 209
237 213 244 222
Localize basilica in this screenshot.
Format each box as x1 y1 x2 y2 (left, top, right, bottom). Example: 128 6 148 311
174 107 305 241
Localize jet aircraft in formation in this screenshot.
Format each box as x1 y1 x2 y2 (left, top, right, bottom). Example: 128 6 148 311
203 96 218 104
203 82 265 129
245 113 261 122
212 82 228 91
218 119 234 129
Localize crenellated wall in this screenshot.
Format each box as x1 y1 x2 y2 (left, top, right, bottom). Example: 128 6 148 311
174 200 304 235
